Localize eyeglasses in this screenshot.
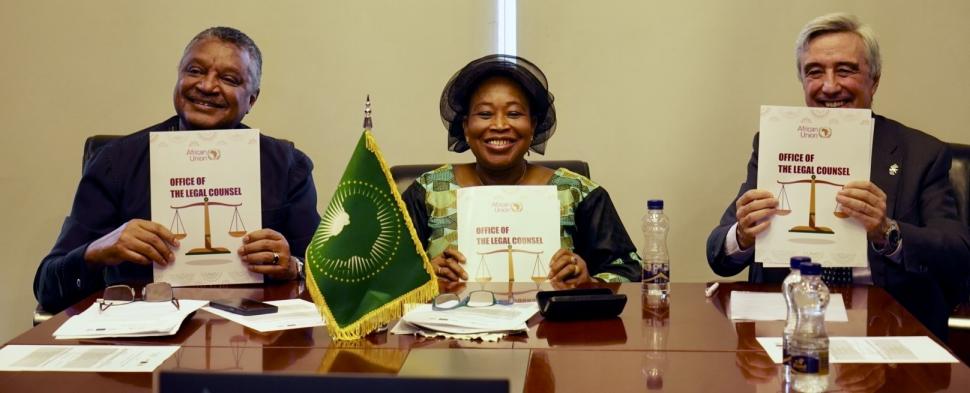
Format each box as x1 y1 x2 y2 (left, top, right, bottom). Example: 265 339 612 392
99 282 180 312
432 290 509 311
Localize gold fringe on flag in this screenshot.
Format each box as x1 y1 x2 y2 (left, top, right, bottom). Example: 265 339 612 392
305 130 438 341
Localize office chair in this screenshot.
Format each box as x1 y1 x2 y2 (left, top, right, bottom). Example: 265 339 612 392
33 135 122 326
947 142 970 335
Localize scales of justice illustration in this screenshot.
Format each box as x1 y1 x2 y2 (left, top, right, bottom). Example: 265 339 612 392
775 174 848 234
169 197 247 255
473 244 547 283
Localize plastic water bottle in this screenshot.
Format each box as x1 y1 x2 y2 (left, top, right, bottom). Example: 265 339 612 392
782 256 811 382
641 199 669 297
790 263 830 393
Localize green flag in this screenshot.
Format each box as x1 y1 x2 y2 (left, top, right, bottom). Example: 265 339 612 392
306 130 438 340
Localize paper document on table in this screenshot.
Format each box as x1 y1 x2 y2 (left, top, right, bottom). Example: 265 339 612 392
390 319 513 342
0 345 179 372
53 300 208 339
729 291 847 321
202 299 325 332
756 336 958 364
399 302 539 334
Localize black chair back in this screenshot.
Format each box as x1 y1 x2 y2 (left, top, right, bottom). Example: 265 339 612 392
82 135 122 170
34 134 123 326
949 143 970 227
389 160 590 193
948 143 970 313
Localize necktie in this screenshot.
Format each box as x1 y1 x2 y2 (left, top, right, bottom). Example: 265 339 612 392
821 267 853 286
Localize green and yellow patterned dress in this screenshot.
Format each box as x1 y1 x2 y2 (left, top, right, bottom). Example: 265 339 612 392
402 164 641 282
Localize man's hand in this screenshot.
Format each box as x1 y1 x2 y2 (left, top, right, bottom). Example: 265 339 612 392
431 248 467 282
238 229 296 280
836 181 889 245
734 189 778 249
84 219 179 267
547 248 591 287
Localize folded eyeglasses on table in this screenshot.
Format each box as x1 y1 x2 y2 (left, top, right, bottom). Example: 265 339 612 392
99 282 180 311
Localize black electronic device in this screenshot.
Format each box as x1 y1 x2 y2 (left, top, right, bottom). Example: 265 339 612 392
160 371 508 393
209 298 278 316
536 288 627 320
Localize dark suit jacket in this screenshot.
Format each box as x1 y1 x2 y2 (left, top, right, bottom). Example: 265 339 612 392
34 116 321 313
707 114 970 340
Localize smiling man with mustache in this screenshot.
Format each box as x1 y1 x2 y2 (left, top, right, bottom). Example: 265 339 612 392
34 27 320 313
706 13 969 340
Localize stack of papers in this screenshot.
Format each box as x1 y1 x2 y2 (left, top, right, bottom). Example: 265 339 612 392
756 336 958 363
201 299 325 332
0 345 180 372
52 300 208 339
392 302 539 341
729 291 848 321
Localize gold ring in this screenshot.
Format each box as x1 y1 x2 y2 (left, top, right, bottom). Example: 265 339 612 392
272 253 280 265
572 264 580 275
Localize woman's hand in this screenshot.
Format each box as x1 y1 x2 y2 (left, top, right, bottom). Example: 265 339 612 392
238 229 297 280
432 248 467 281
547 248 590 286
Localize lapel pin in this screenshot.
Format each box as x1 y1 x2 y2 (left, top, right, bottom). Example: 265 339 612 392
889 163 899 176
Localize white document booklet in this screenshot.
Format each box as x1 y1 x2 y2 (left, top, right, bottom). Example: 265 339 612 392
457 186 560 283
0 345 179 372
756 106 874 267
728 291 848 321
150 129 262 286
202 299 325 333
756 336 958 364
53 299 208 339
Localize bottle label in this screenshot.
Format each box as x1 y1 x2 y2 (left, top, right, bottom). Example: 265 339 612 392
642 264 670 284
791 353 829 375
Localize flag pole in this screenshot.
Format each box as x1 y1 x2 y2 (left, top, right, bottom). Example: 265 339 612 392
363 95 372 131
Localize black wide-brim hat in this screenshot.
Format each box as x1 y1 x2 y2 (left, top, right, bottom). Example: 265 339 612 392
440 54 557 154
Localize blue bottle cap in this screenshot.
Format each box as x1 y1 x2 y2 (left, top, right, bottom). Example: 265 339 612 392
789 256 811 269
647 200 664 209
799 263 822 276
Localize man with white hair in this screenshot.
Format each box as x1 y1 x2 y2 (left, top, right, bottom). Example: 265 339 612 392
706 13 969 340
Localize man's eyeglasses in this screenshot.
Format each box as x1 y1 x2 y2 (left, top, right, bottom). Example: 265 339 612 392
99 282 180 311
432 290 510 311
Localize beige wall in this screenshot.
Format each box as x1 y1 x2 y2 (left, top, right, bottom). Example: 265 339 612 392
1 0 968 342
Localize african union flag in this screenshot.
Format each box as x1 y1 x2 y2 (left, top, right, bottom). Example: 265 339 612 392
306 130 437 340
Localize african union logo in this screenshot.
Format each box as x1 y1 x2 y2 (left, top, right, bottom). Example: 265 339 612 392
311 180 401 283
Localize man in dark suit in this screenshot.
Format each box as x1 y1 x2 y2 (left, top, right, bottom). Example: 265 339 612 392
34 27 320 313
706 13 970 340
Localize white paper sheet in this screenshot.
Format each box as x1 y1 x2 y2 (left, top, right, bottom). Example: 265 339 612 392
201 299 325 332
400 302 538 334
729 291 848 322
756 336 958 364
53 300 208 339
389 319 511 342
0 345 179 372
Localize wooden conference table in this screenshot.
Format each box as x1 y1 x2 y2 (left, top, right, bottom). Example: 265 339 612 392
2 281 969 392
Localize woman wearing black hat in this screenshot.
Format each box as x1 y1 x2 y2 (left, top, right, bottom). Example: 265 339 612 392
402 54 641 286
